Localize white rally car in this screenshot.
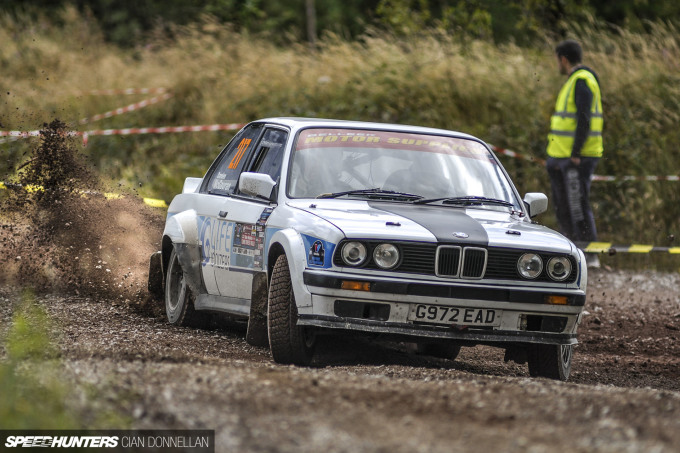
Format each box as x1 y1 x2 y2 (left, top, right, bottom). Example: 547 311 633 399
148 118 587 380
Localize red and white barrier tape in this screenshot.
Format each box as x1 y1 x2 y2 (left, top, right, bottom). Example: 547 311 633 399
0 131 42 139
0 124 246 145
591 175 680 182
489 144 546 166
79 93 173 124
2 129 677 182
488 144 679 182
76 87 169 96
80 123 246 145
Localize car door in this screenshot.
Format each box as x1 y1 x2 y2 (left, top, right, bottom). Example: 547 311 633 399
197 123 264 299
202 125 288 308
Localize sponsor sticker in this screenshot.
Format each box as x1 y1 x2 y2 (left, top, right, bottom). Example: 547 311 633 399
308 240 325 266
301 235 336 268
198 216 232 269
228 138 251 169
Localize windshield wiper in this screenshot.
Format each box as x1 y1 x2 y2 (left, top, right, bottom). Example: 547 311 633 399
316 188 424 200
414 196 515 207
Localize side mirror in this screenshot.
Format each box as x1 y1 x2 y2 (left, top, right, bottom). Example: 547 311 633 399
523 192 548 218
239 172 276 200
182 177 203 194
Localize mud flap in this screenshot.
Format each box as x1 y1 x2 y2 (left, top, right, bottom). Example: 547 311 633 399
148 251 164 299
246 271 269 347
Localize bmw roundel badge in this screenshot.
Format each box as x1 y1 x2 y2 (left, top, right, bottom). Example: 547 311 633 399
452 232 469 239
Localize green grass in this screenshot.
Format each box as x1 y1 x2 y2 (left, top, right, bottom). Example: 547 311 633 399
1 7 679 260
0 290 130 429
0 291 78 428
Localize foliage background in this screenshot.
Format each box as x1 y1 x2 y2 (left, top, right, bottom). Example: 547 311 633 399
1 1 679 265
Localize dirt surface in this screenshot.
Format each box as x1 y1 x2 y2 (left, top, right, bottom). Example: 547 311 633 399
1 268 679 452
1 123 680 452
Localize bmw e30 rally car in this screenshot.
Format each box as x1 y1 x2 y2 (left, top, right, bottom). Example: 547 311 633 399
148 118 587 381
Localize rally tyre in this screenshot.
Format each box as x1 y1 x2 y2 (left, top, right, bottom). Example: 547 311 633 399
416 342 461 361
527 344 573 381
165 248 200 326
267 254 315 365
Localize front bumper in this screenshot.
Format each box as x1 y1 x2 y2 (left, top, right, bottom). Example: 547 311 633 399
300 270 586 346
298 315 578 345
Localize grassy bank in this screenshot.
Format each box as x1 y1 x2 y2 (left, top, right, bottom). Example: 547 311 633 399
1 8 679 258
0 290 128 428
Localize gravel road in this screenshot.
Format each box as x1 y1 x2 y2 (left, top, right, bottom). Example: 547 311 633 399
2 266 679 453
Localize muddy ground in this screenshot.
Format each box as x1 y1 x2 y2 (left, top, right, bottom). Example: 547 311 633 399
1 267 679 452
1 126 679 452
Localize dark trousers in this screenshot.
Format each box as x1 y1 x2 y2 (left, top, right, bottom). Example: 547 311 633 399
546 156 599 243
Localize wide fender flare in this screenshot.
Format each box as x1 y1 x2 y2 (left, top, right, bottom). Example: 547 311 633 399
163 209 199 245
163 209 203 295
269 228 313 309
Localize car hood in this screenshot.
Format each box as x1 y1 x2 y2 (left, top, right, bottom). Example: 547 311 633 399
287 199 574 254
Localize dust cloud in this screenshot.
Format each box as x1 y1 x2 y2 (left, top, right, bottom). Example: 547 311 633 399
0 120 164 308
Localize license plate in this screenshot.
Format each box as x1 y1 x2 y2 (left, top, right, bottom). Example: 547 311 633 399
408 304 501 327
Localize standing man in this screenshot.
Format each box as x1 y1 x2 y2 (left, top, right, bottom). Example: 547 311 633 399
546 39 603 267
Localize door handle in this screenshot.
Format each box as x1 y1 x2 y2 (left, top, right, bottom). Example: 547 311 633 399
218 211 228 218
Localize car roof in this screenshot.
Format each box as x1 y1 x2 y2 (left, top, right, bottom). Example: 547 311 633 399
253 117 480 141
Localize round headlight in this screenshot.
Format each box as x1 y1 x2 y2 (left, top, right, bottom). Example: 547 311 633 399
517 253 543 279
547 256 572 281
341 241 367 266
373 243 400 269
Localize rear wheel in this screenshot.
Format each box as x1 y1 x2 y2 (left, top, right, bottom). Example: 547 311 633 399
527 344 573 381
267 254 315 365
165 248 199 326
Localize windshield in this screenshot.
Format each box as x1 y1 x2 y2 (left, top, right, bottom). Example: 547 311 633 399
287 128 519 209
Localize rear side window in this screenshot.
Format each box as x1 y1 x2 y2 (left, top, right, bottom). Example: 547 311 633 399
206 124 263 195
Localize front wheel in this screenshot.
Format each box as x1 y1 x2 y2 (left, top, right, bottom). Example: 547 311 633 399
527 344 573 381
267 254 315 365
165 248 199 326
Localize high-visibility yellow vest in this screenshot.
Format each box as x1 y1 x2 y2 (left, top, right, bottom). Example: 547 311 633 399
547 68 603 158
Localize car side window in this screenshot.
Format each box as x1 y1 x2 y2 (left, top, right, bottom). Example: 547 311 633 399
248 128 288 182
206 124 263 195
